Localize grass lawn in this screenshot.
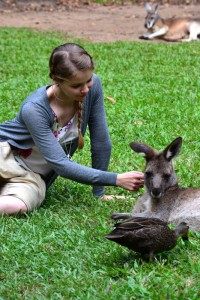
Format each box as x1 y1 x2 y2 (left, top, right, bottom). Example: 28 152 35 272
0 28 200 300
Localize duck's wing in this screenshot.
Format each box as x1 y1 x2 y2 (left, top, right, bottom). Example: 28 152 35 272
104 228 156 252
104 233 124 239
125 216 168 225
104 228 126 240
115 217 168 231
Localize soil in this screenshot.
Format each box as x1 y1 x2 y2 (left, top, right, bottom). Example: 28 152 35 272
0 1 199 42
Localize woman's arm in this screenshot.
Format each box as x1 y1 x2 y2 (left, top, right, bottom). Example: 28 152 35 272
87 75 112 197
21 100 117 187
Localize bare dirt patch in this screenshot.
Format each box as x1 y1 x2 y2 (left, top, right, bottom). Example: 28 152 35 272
0 1 199 42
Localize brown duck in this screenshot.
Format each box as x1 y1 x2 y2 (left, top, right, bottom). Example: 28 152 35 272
104 216 189 261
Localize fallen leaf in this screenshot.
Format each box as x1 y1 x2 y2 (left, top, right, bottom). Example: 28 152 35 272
134 120 143 125
106 96 116 104
100 195 126 201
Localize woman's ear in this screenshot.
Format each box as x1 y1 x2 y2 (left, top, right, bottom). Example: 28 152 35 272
51 75 60 86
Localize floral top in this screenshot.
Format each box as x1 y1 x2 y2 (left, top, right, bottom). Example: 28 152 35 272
51 111 78 147
52 111 73 138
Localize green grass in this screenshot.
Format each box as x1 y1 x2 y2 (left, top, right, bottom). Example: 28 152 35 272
0 28 200 299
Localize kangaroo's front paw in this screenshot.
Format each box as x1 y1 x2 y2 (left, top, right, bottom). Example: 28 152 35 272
139 35 150 40
110 213 121 220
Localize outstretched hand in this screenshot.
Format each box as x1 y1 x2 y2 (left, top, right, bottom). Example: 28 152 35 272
116 171 144 191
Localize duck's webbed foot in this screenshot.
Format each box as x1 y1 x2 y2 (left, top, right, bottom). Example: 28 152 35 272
110 212 132 221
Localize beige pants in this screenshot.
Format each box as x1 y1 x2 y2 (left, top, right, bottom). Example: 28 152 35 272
0 142 46 212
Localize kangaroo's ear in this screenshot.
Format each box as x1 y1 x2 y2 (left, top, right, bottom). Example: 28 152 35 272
129 142 156 161
163 137 182 161
145 2 152 11
154 4 159 13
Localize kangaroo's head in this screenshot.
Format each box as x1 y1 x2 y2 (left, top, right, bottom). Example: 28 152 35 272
144 3 160 29
130 137 182 199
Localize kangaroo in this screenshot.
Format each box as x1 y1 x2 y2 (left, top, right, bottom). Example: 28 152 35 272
111 137 200 232
140 3 200 42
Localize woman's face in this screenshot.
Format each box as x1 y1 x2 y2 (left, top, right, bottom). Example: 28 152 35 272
59 70 94 103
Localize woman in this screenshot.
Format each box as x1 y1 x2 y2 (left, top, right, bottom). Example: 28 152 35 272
0 43 144 215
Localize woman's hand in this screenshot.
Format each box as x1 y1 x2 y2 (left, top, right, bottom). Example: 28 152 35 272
116 171 144 191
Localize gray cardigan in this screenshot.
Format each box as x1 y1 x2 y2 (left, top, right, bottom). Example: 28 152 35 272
0 74 117 197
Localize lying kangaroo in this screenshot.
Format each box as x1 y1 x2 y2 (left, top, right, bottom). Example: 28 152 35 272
140 3 200 42
111 137 200 232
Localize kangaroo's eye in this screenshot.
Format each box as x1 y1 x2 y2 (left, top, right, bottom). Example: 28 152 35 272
145 171 152 178
163 174 170 180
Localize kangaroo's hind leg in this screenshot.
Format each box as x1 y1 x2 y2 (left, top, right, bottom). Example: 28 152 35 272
182 21 200 42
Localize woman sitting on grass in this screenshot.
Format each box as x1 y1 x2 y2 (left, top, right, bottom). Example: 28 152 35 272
0 43 144 215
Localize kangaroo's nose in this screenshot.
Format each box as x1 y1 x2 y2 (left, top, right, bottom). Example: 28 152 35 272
151 188 162 198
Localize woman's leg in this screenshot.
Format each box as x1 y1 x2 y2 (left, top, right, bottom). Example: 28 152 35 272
0 196 28 215
0 143 46 215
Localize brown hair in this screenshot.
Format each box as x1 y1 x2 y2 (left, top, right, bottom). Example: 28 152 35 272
49 43 95 149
